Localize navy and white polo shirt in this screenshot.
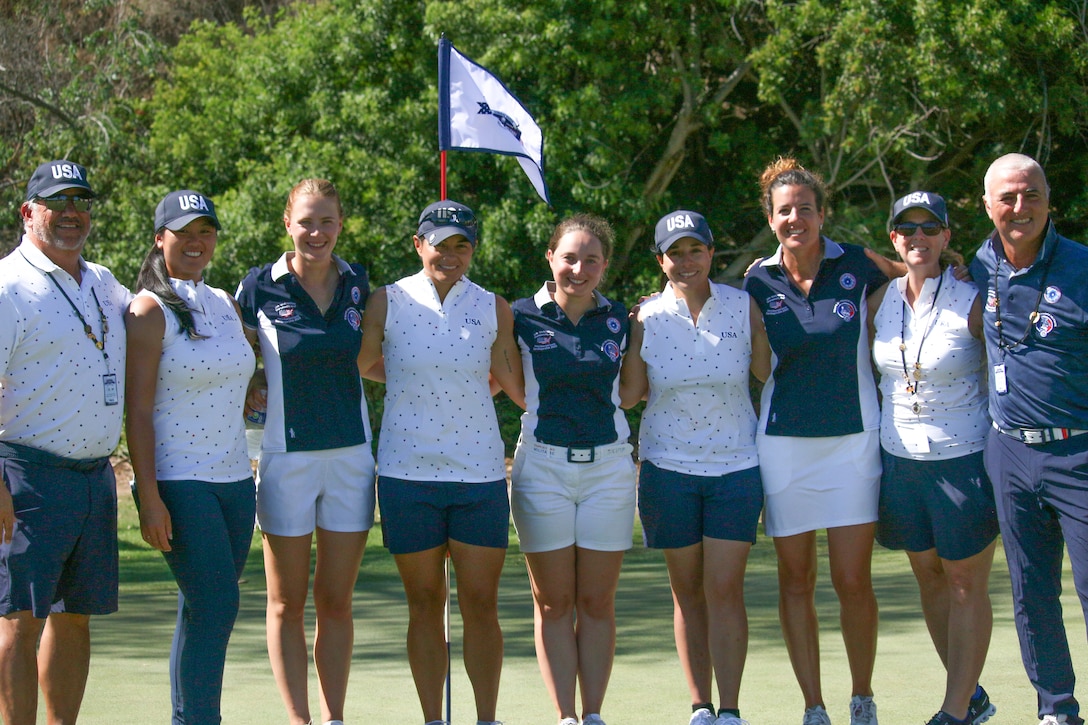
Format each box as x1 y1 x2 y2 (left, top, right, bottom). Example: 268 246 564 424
236 253 371 453
513 283 630 447
969 222 1088 430
743 239 886 437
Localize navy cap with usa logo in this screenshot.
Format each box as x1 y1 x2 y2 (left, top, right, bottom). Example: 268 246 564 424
890 190 948 229
417 200 478 246
653 210 714 254
26 159 95 201
155 190 221 232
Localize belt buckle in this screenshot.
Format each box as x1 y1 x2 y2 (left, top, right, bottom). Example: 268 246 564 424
1020 428 1047 445
567 446 595 463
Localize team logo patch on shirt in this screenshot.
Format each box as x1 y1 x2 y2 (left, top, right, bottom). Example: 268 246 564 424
834 300 857 321
345 308 362 331
601 339 621 362
765 294 789 315
985 289 997 313
1044 285 1062 304
274 302 300 323
839 273 857 290
351 286 362 304
533 330 558 350
1034 312 1057 337
606 317 621 333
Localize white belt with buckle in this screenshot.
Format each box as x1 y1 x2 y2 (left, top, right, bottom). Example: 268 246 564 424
995 422 1088 445
529 441 630 463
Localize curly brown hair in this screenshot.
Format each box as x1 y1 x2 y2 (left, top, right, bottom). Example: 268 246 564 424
758 157 827 217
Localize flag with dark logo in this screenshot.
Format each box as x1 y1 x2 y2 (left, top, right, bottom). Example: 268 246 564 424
438 37 550 204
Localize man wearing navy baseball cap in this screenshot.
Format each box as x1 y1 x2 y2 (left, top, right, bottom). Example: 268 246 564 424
0 159 131 723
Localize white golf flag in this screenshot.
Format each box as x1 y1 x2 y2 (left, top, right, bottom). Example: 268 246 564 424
439 37 550 204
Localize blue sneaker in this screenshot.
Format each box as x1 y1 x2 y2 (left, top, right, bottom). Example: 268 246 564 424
849 696 877 725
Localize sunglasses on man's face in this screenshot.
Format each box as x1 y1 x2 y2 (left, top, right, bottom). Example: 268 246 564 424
893 221 944 237
35 194 93 213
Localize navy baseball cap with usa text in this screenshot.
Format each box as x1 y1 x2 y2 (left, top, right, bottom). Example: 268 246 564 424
653 210 714 254
417 200 478 246
890 191 948 229
155 190 221 232
26 160 95 201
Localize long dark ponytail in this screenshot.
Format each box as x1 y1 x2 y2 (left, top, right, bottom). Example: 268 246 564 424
134 243 206 340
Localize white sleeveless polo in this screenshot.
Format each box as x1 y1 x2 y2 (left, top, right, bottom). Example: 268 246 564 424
140 280 255 482
378 271 505 482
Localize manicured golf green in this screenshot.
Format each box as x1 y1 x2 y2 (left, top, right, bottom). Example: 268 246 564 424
71 482 1086 724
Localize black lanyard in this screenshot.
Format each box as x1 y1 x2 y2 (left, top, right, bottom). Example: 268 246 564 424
992 235 1056 355
46 272 111 371
899 271 944 400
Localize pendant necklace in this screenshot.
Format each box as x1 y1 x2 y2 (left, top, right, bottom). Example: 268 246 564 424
899 272 944 414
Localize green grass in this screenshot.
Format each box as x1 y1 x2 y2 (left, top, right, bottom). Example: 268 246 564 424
71 485 1088 724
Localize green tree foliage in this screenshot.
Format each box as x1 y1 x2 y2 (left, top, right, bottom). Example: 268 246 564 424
5 0 1088 295
751 0 1088 257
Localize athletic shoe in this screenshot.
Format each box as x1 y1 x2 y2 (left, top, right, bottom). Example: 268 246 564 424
582 715 607 725
849 695 877 725
966 687 996 725
713 715 750 725
803 705 831 725
560 719 579 725
925 712 963 725
1039 716 1069 724
690 708 716 725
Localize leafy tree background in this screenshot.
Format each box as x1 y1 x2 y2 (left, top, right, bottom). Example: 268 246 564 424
3 0 1088 446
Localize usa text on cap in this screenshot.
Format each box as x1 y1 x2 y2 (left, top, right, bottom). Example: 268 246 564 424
155 190 221 232
891 191 948 228
654 210 713 254
26 160 95 201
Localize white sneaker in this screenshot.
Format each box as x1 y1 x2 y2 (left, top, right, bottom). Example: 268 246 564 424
849 696 877 725
714 715 750 725
560 719 579 725
582 715 607 725
1039 716 1069 724
690 709 715 725
803 705 831 725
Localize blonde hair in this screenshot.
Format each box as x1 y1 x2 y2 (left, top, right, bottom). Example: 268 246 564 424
284 178 343 220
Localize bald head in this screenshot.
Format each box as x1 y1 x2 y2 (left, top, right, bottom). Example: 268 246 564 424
984 153 1050 200
982 153 1051 265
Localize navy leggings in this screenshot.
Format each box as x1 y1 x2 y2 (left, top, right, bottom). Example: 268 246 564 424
157 479 256 725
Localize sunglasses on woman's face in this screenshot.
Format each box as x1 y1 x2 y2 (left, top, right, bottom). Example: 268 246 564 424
893 221 943 237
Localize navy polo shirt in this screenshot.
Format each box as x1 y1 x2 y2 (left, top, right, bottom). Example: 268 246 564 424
513 284 630 447
236 254 370 452
969 221 1088 430
743 239 886 437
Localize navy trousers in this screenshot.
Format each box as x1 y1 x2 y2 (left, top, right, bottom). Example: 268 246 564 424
986 429 1088 724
